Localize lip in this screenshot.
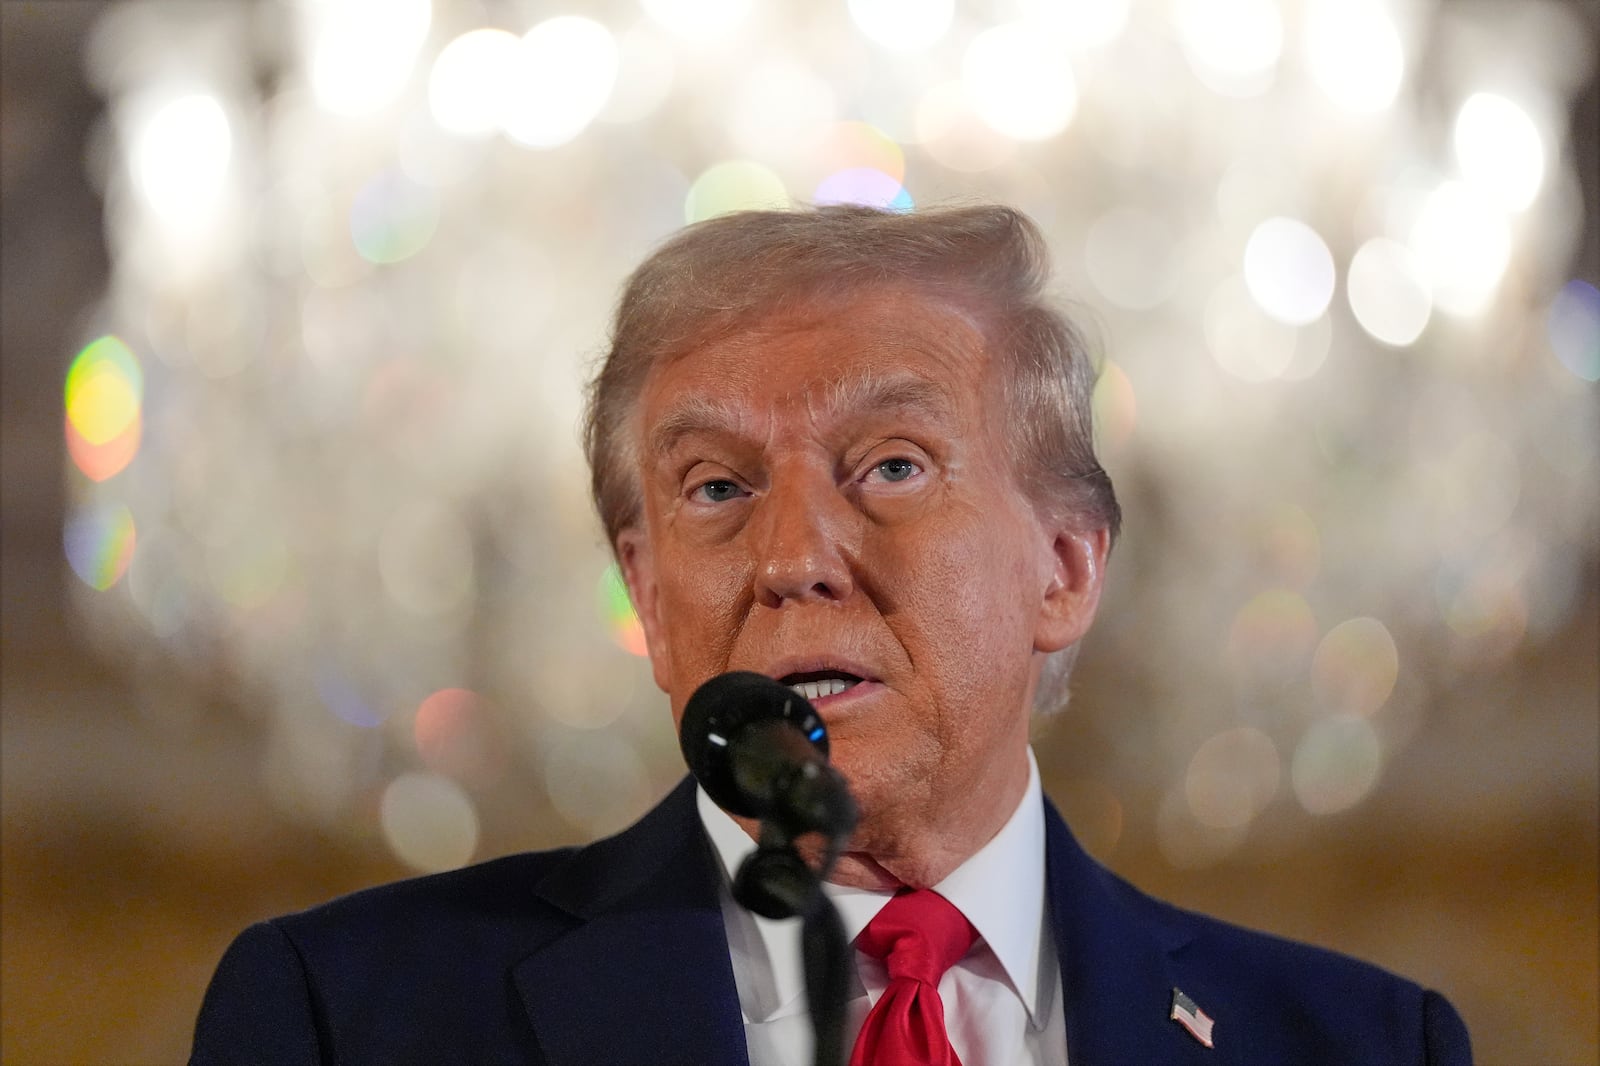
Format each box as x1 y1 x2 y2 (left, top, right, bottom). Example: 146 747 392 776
760 655 886 719
804 678 886 715
763 655 882 687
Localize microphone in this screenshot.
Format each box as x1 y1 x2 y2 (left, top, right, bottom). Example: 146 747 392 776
679 671 859 839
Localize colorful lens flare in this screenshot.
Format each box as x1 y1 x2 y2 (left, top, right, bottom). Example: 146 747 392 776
64 502 137 590
813 167 913 212
684 160 788 223
598 563 648 656
64 335 143 482
819 121 906 183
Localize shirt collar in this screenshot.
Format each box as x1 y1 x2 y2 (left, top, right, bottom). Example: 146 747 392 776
696 748 1049 1026
928 747 1049 1027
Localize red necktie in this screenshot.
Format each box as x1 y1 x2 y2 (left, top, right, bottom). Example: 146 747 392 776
848 889 978 1066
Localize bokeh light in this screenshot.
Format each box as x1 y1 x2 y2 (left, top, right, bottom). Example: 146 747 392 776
1173 0 1282 97
1227 589 1318 678
1311 618 1399 717
1454 92 1546 212
1205 276 1331 382
684 160 789 223
64 502 137 591
304 0 431 118
427 28 521 138
818 121 905 183
1185 727 1280 829
1243 217 1336 326
1257 503 1321 590
1547 279 1600 382
1437 555 1529 657
1347 236 1432 346
380 771 480 872
1302 0 1404 114
1091 360 1137 455
502 17 619 149
1292 715 1383 815
599 564 648 657
414 688 503 783
64 335 143 482
813 168 912 212
1019 0 1130 48
1409 180 1511 316
962 23 1079 142
349 170 439 264
316 665 387 728
67 413 142 484
848 0 953 51
66 0 1599 939
130 92 231 225
1158 784 1248 869
640 0 753 42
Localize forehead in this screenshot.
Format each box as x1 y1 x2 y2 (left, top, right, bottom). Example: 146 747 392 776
637 288 995 438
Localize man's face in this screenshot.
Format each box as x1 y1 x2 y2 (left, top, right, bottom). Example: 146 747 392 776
617 286 1104 881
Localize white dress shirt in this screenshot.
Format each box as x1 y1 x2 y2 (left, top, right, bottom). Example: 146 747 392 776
697 748 1068 1066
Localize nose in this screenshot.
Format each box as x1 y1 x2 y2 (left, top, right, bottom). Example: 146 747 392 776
750 467 855 609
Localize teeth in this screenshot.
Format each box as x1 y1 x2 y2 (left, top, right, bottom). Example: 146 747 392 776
789 678 857 702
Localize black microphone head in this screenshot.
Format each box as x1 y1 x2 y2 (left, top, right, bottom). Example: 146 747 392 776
679 670 829 818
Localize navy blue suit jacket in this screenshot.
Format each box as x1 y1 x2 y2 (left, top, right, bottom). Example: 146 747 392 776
192 777 1471 1064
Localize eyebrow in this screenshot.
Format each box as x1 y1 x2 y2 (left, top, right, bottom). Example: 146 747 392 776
646 392 753 459
645 368 959 460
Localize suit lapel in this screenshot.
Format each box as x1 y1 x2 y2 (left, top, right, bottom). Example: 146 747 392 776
511 779 1224 1064
1043 797 1218 1066
512 778 749 1066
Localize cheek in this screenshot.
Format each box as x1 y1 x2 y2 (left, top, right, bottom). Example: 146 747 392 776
876 501 1039 691
657 545 749 672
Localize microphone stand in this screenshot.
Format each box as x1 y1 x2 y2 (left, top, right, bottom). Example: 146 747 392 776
732 822 851 1066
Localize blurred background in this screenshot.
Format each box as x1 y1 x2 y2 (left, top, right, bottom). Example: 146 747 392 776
2 0 1596 1062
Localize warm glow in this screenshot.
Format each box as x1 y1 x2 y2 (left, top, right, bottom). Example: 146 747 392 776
1020 0 1130 47
1454 92 1545 211
428 29 521 138
304 0 431 118
1303 0 1404 113
1243 217 1336 326
962 22 1079 142
1347 237 1431 346
1409 180 1511 316
848 0 954 51
131 92 231 224
1173 0 1282 97
502 17 619 149
639 0 752 42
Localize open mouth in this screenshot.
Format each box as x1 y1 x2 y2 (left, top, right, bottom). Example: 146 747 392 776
778 670 865 703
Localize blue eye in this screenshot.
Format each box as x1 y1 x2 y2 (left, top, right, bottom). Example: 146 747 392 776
694 479 744 503
874 458 920 483
879 459 915 481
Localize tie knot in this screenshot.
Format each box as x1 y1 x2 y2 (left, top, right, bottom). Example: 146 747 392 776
854 889 977 987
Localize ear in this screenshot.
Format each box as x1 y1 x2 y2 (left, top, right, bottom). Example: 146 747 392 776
1033 524 1109 654
616 528 674 694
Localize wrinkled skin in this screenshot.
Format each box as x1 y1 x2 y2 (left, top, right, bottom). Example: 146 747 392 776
618 286 1108 889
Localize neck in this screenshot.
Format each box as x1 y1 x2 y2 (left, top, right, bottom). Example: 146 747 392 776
732 745 1033 891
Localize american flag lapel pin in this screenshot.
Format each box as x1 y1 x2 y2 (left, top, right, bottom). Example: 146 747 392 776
1170 987 1216 1048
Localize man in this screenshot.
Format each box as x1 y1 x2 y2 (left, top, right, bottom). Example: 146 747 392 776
192 205 1471 1064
